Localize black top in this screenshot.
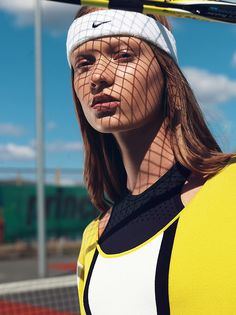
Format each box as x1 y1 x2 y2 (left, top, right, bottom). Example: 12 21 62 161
98 162 191 254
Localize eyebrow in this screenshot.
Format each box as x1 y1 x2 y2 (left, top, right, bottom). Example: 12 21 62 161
72 37 140 64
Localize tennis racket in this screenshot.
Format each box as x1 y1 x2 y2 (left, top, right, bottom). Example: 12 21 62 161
48 0 236 23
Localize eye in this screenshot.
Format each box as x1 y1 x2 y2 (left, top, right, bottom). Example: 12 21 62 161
74 56 95 73
113 50 134 62
77 60 92 69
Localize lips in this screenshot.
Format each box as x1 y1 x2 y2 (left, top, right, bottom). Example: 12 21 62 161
91 93 119 107
93 102 120 112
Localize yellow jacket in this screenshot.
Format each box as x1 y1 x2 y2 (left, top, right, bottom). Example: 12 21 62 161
77 160 236 315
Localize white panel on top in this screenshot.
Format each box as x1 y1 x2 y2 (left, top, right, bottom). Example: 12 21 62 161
88 233 164 315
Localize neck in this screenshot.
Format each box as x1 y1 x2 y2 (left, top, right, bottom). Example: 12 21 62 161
113 118 175 195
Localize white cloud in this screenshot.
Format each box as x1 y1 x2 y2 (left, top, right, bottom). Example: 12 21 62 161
47 141 83 152
0 139 83 161
27 139 83 152
0 143 35 160
0 123 26 136
232 52 236 68
0 0 80 35
182 67 236 152
182 67 236 106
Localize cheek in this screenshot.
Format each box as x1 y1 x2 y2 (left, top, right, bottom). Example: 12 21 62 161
130 60 164 110
73 76 92 123
146 61 164 106
74 75 90 107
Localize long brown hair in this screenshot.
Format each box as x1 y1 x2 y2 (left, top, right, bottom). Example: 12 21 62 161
71 6 235 212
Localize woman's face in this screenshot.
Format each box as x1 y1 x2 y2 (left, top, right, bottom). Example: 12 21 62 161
71 36 165 133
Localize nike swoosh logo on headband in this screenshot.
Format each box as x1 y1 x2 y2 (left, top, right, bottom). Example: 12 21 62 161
92 21 111 28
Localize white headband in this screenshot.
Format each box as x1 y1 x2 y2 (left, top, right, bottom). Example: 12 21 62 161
66 9 177 67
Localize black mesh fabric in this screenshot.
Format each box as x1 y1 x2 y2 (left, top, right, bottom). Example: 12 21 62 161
98 162 190 254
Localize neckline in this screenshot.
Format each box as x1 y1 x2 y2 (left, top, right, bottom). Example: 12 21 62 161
125 162 188 201
97 167 213 257
97 160 235 251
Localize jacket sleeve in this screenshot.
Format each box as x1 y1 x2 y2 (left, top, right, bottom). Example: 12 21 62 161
77 218 99 315
77 229 86 315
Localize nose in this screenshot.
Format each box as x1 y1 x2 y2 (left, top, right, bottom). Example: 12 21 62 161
90 57 115 93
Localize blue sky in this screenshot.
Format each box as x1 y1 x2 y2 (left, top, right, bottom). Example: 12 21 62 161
0 0 236 184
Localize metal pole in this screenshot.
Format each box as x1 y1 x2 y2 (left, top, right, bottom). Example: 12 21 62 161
35 0 46 278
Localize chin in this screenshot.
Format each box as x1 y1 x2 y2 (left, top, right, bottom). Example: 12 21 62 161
94 121 142 135
91 119 125 134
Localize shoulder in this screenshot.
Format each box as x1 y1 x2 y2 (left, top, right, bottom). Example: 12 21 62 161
80 207 113 255
78 216 99 265
98 207 112 238
82 207 112 240
208 157 236 187
200 157 236 202
82 217 100 244
221 157 236 175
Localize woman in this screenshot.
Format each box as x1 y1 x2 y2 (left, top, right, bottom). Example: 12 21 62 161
66 6 236 315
